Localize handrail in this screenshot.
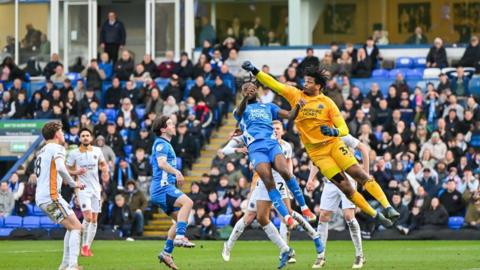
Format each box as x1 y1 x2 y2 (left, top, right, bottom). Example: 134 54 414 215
1 136 43 182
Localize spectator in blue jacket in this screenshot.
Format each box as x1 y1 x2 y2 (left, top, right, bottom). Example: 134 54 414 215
99 52 113 80
449 66 471 97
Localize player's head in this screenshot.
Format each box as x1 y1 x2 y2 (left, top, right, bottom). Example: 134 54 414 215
241 82 258 101
272 120 284 139
303 67 329 96
42 121 65 144
79 128 93 146
152 115 176 137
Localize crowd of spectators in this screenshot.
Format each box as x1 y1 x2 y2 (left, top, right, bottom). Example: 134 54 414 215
1 17 480 239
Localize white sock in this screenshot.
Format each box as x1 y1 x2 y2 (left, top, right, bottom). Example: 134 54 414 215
317 221 329 252
226 217 246 249
347 219 363 257
68 229 81 268
263 222 289 253
81 220 90 247
87 222 98 248
279 222 288 244
61 230 70 266
292 211 317 239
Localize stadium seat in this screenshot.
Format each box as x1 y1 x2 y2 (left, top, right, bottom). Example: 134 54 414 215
416 80 440 91
32 205 45 216
66 72 81 82
184 79 196 100
4 216 22 228
395 57 413 69
423 68 441 79
135 107 145 120
30 81 46 92
155 78 170 91
405 69 424 80
22 216 40 228
124 145 133 157
0 228 13 237
441 67 456 75
448 216 464 230
469 77 480 96
39 216 57 229
216 214 232 228
104 108 117 122
0 217 4 227
176 157 182 170
413 57 427 68
388 68 409 79
26 204 34 215
372 69 389 78
377 80 393 95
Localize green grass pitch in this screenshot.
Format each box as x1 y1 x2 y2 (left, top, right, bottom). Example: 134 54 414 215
0 240 479 269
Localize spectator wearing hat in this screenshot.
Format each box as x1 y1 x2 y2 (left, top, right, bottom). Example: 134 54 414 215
124 180 147 236
439 179 465 216
65 121 80 145
96 135 116 171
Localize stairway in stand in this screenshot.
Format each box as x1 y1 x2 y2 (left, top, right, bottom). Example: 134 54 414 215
143 114 237 237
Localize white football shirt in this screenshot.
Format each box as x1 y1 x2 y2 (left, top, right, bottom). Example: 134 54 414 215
66 146 105 198
35 143 67 205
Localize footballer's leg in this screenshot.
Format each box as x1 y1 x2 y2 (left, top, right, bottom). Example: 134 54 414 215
87 212 99 256
172 194 195 247
257 200 293 270
81 209 92 257
159 223 178 270
255 162 293 226
60 214 82 270
345 164 399 222
223 209 257 261
344 208 365 269
273 154 316 221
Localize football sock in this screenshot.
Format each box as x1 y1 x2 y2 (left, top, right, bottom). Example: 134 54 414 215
81 220 90 247
263 222 289 253
279 221 288 244
163 239 174 255
363 178 391 209
68 229 81 267
348 191 377 217
317 221 329 252
313 237 325 254
267 189 290 218
292 211 316 239
87 222 97 248
286 176 307 209
61 230 70 266
175 221 187 239
347 219 363 257
227 217 246 249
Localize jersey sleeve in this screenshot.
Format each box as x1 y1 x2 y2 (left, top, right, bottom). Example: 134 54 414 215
96 148 106 163
154 142 169 158
270 103 281 120
341 134 360 149
256 71 301 107
233 108 241 122
54 146 66 161
221 136 245 155
327 97 349 136
65 150 75 166
284 142 293 159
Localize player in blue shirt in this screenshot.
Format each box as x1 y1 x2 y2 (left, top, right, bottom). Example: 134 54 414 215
234 81 316 229
150 116 194 270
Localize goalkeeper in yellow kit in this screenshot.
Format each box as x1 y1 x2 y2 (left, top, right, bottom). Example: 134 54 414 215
242 61 399 227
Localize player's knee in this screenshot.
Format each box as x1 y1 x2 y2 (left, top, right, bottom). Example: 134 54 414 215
319 210 332 222
343 210 355 221
257 215 269 227
244 213 255 225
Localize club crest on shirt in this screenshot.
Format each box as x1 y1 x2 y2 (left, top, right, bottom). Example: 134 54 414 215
318 104 324 109
156 144 164 152
93 155 97 160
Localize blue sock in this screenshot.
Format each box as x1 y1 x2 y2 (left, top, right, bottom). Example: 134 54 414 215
286 176 307 208
164 239 174 254
176 221 187 238
268 189 290 218
313 237 324 254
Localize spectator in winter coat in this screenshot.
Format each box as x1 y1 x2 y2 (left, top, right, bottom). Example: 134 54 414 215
99 52 113 79
124 180 147 236
422 197 449 228
426 37 448 68
439 179 465 216
0 182 14 217
141 54 158 78
114 50 134 81
157 50 176 78
81 59 106 91
100 12 126 63
458 36 480 71
111 194 132 237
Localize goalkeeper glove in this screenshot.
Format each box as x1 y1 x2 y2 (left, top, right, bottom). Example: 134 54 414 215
320 125 339 137
242 61 259 75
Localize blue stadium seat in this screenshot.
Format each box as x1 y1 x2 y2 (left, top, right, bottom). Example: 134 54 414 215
26 204 34 215
22 216 40 228
155 78 170 91
388 68 409 79
423 68 441 79
4 216 22 228
448 216 464 230
395 57 413 69
377 80 393 96
405 69 424 80
66 72 81 82
30 81 46 92
273 217 282 228
176 157 182 170
124 145 133 157
184 79 196 100
350 79 365 92
205 80 215 88
135 107 145 120
413 57 427 68
0 217 4 227
40 216 57 229
0 228 13 237
119 129 129 141
372 69 389 78
33 205 45 216
216 214 232 228
104 108 117 122
469 77 480 96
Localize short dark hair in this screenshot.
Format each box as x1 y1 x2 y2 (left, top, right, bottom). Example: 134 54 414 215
304 67 329 89
306 47 314 53
42 121 63 140
79 128 93 137
151 115 170 136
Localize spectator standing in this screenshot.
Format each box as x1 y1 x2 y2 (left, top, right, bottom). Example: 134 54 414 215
100 12 126 63
363 36 381 69
298 48 320 76
253 17 267 45
199 16 216 46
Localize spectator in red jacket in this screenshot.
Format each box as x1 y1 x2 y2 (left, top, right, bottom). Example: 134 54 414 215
157 50 176 78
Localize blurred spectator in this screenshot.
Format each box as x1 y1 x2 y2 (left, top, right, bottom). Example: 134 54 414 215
115 158 133 190
74 79 87 101
405 26 428 44
69 57 85 73
210 49 223 72
130 64 151 83
439 179 465 216
449 66 471 97
171 122 196 171
111 194 132 237
174 52 193 80
23 58 42 77
124 180 147 236
188 182 207 205
99 52 113 80
131 148 152 180
243 29 261 47
105 77 122 109
133 127 154 155
426 37 448 68
199 173 216 195
43 53 62 79
100 12 126 63
193 54 208 79
391 192 409 227
96 135 116 170
206 191 221 216
81 59 106 91
79 88 100 114
324 78 343 108
199 16 216 46
0 91 15 119
225 162 244 186
422 197 449 228
224 49 244 78
198 216 218 240
363 36 381 68
0 181 14 217
34 99 53 119
114 50 134 81
157 50 176 78
162 74 183 102
458 35 480 71
163 96 179 117
337 51 352 77
50 65 66 83
352 48 372 78
253 17 267 45
463 186 480 228
121 80 141 104
145 87 163 116
141 54 158 78
106 122 125 158
20 174 36 206
298 48 320 76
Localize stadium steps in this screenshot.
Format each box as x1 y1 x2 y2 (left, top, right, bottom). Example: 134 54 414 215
144 113 236 237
